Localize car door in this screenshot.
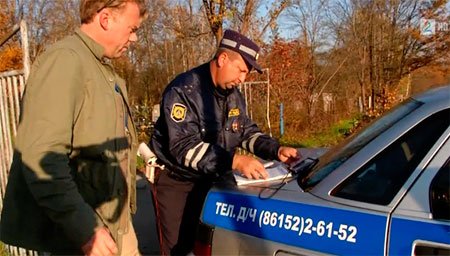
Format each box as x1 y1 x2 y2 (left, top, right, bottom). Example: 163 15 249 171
388 134 450 255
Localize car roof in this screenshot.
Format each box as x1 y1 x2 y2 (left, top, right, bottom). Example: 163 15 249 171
412 85 450 108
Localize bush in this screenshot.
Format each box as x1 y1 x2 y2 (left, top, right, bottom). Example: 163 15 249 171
280 115 361 148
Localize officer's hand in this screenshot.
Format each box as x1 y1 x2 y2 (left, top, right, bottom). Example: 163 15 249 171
232 154 268 180
278 146 300 165
81 227 118 256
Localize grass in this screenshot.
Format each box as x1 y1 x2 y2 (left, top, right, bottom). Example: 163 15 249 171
0 242 8 256
136 155 144 169
280 115 361 148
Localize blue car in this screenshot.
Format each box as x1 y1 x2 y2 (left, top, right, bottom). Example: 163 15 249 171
195 86 450 255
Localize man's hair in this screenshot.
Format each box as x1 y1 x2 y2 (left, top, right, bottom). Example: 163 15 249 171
214 48 241 61
214 47 252 70
80 0 148 24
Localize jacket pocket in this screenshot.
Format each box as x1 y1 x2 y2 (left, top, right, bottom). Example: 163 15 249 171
71 155 119 208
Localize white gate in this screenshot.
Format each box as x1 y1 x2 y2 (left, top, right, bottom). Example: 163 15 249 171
0 19 35 256
240 68 272 136
0 70 35 256
0 70 25 201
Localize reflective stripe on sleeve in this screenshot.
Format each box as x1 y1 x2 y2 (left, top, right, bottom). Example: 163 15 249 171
191 143 210 171
241 132 263 153
184 142 210 171
185 142 204 168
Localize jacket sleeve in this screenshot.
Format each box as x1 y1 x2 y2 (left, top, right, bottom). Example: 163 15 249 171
238 97 280 161
17 48 102 247
162 87 234 176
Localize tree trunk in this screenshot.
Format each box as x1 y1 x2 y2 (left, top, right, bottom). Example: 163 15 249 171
203 0 225 47
241 0 255 35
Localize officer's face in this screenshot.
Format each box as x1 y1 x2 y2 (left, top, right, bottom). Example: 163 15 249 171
217 52 249 90
104 2 141 58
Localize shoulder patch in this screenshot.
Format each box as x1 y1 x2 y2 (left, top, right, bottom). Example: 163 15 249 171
228 108 240 117
171 103 187 122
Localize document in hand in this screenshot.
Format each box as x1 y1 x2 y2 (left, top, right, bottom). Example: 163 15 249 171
233 161 292 186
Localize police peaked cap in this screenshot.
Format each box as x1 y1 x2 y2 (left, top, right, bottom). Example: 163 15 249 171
219 30 262 74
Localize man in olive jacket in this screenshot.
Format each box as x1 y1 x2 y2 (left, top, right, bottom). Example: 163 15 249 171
0 1 147 255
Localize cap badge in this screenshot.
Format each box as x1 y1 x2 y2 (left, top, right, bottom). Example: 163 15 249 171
232 119 239 132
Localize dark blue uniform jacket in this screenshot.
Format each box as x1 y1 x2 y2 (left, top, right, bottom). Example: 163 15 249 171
150 63 280 181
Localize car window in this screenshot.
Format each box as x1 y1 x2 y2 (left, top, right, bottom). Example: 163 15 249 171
430 158 450 220
300 99 422 190
332 109 449 205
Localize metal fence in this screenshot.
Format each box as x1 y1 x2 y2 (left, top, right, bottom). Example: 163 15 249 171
240 68 272 137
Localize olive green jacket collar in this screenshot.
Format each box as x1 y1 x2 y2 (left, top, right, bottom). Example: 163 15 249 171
74 28 105 61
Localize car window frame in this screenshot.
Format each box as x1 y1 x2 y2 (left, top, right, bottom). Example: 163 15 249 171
387 134 450 255
386 129 450 219
429 157 450 221
330 109 450 205
299 99 422 191
311 106 450 212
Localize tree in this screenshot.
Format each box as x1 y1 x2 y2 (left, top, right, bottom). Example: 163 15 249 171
202 0 289 44
329 0 449 111
287 0 334 118
16 0 79 61
203 0 226 46
0 0 22 72
260 39 311 139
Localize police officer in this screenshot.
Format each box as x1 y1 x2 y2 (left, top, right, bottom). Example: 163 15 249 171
150 30 299 255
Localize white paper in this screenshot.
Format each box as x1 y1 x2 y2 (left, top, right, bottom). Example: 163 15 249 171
233 161 292 186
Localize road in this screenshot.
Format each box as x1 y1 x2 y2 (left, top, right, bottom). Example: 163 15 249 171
132 172 161 255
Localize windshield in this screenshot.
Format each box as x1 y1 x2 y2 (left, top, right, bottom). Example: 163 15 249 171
299 99 422 191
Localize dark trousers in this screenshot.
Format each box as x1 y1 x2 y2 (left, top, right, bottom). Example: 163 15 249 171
153 170 212 256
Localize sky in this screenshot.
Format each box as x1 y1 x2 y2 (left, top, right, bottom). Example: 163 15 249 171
263 0 450 41
180 0 449 42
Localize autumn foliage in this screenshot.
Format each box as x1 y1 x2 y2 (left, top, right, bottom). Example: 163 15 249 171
0 47 22 72
0 0 22 72
0 0 448 146
261 40 312 139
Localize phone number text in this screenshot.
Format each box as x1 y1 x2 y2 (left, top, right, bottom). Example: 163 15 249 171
215 201 357 243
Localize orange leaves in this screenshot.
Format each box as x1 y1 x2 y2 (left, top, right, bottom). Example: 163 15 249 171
256 39 314 138
262 39 310 88
366 88 399 119
0 0 22 72
0 46 22 72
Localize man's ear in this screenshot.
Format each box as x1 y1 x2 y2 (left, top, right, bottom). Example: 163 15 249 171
98 10 111 31
217 52 228 68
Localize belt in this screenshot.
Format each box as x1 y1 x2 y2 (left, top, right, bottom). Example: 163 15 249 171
155 159 202 183
166 169 189 182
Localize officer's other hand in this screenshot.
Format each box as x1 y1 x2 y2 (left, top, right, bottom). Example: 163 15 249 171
81 227 118 256
232 154 268 180
278 146 300 165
